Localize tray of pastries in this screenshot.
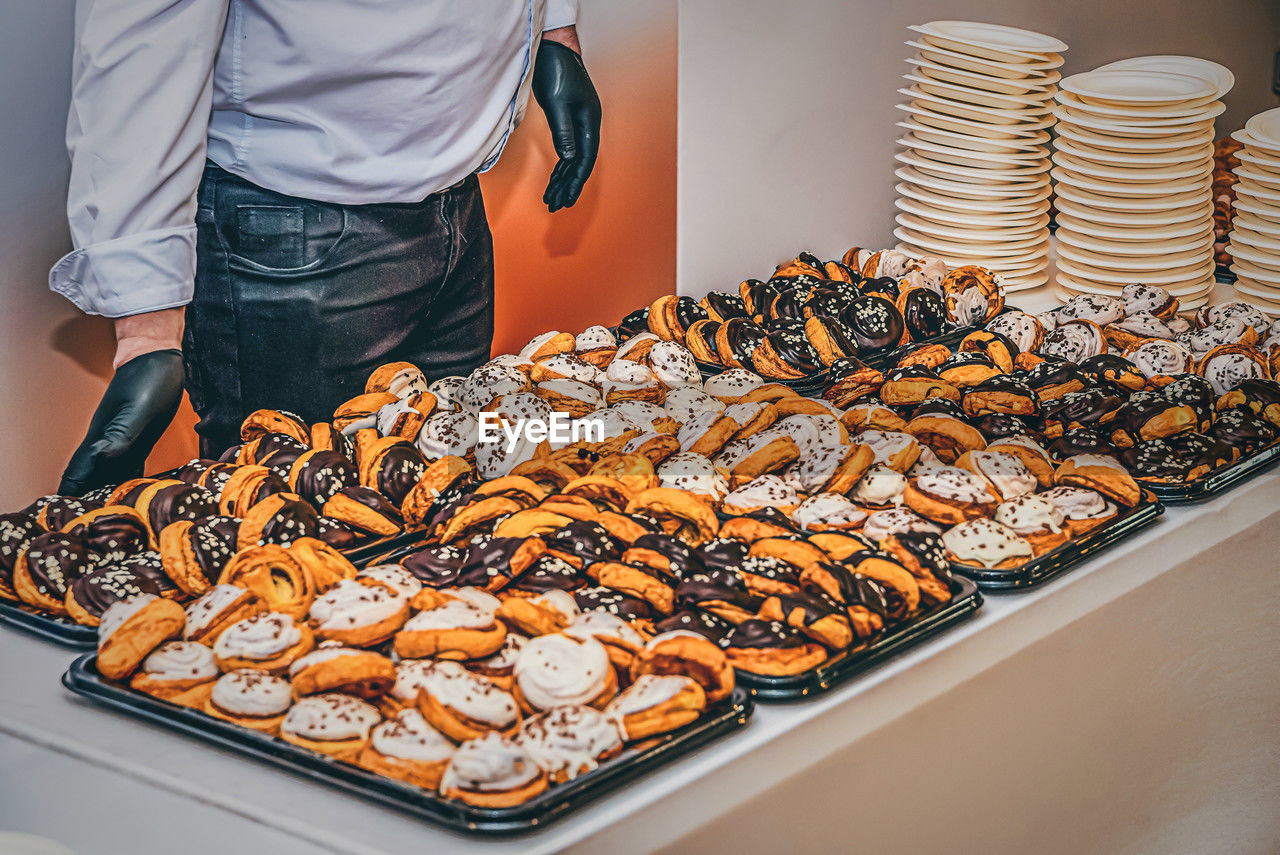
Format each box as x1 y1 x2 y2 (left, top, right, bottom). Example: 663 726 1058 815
613 249 1008 393
63 580 751 833
978 286 1280 502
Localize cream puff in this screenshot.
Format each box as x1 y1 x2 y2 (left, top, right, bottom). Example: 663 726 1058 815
517 704 624 782
280 692 382 761
212 611 314 674
439 732 549 808
993 494 1068 554
415 660 522 742
941 518 1034 569
183 584 264 645
129 640 219 708
394 590 507 660
97 594 187 681
308 578 410 646
357 707 456 789
563 610 649 674
203 669 294 734
605 674 708 740
513 633 618 713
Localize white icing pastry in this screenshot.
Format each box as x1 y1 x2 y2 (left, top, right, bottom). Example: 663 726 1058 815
1066 453 1128 473
657 452 728 500
514 633 613 711
370 708 456 764
721 475 799 512
309 579 405 631
968 451 1037 500
376 397 425 437
912 467 994 503
1041 486 1115 520
213 612 302 660
356 565 423 599
184 585 251 640
677 410 731 452
792 493 867 530
419 661 520 727
402 595 496 632
858 430 918 466
703 369 764 399
861 508 942 540
609 399 670 432
942 518 1033 568
663 385 723 423
537 354 603 385
851 463 907 507
415 412 479 459
563 611 647 648
576 325 617 351
606 674 693 724
98 594 157 645
994 495 1064 536
519 330 566 359
428 376 466 412
517 704 622 780
140 641 218 682
288 644 364 677
281 693 381 741
441 732 541 793
459 363 528 413
381 365 430 400
210 669 292 717
647 340 701 388
1126 340 1191 379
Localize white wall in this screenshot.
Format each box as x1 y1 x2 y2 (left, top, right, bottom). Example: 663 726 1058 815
677 0 1280 297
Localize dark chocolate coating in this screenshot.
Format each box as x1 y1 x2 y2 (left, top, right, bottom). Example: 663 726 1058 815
118 550 177 596
674 295 708 329
252 496 321 546
399 543 466 587
764 330 824 372
332 485 402 531
293 451 359 505
1048 428 1116 459
146 483 217 534
887 531 953 581
770 289 808 321
1041 389 1123 430
769 588 843 626
631 532 703 578
21 531 99 597
741 506 801 533
803 561 888 618
508 554 584 593
1021 358 1089 394
827 356 876 383
842 295 906 353
910 396 967 420
172 459 218 485
1120 439 1191 481
1164 431 1232 469
574 586 653 619
314 516 363 549
676 570 757 611
654 608 732 644
973 413 1043 440
738 555 801 585
375 443 428 506
1079 354 1142 393
698 538 749 573
722 318 766 363
545 520 624 566
1162 374 1216 427
1210 408 1277 452
805 315 860 360
69 564 161 618
41 497 96 530
63 511 151 564
0 513 41 581
901 288 950 340
701 291 747 321
458 535 529 587
804 288 852 319
862 275 900 301
741 280 780 318
247 433 308 466
723 618 809 650
616 307 651 341
185 515 240 583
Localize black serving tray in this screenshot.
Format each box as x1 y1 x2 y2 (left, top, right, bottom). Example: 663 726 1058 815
1137 441 1280 504
63 655 753 835
341 529 435 568
0 599 98 648
949 492 1164 591
728 575 982 702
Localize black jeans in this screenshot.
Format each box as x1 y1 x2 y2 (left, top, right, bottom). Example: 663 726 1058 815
186 162 494 458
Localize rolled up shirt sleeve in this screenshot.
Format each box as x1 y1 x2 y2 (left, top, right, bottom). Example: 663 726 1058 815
543 0 578 31
50 0 229 318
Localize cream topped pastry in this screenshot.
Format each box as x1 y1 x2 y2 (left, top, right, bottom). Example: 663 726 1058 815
1065 453 1128 473
1040 320 1105 362
851 464 907 507
472 633 527 675
98 594 157 645
986 311 1042 352
647 340 701 388
722 475 800 513
451 586 502 613
942 518 1033 568
213 612 302 661
492 390 554 425
994 494 1065 536
784 442 853 493
967 451 1037 500
184 584 254 640
677 410 732 452
609 399 671 432
576 325 617 352
776 414 844 457
663 384 723 423
390 659 437 704
356 565 423 599
418 661 520 727
912 467 994 503
581 407 634 440
210 669 293 717
537 354 603 385
792 493 867 530
615 332 660 361
862 508 942 541
703 369 764 400
441 732 542 794
140 641 218 682
287 643 364 677
402 596 496 632
858 430 919 466
515 633 614 711
459 363 528 413
370 708 455 764
536 378 602 410
606 674 693 726
910 444 946 474
517 705 622 781
1061 294 1124 326
1110 312 1173 340
657 452 728 500
375 397 424 437
1177 318 1249 357
1126 340 1191 379
528 589 581 622
1041 486 1115 520
564 611 647 649
415 412 479 459
1121 283 1175 317
309 579 405 631
1199 349 1267 395
282 693 381 741
428 376 466 412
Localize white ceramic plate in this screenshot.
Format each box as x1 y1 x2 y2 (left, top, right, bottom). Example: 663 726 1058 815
895 120 1049 154
1054 122 1213 152
1230 258 1280 285
1231 212 1280 238
1095 56 1234 98
1055 227 1213 255
896 150 1051 183
1052 138 1214 166
1053 101 1225 129
907 57 1060 96
1057 256 1214 285
1056 242 1210 271
895 166 1048 200
1056 272 1214 298
1060 69 1215 105
1229 277 1280 307
1056 89 1219 120
895 196 1050 226
901 103 1054 138
895 181 1053 211
894 219 1048 249
1052 180 1209 211
1244 108 1280 148
1228 196 1280 224
1053 197 1213 226
896 210 1050 240
1051 166 1211 196
1000 274 1051 292
894 227 1048 257
1054 211 1213 241
1234 181 1280 204
1053 106 1216 136
910 21 1067 61
900 134 1047 165
1235 150 1280 177
1224 241 1280 272
906 74 1055 111
1234 166 1280 192
906 40 1064 78
1230 128 1280 160
1051 151 1211 182
901 87 1052 125
1230 225 1280 252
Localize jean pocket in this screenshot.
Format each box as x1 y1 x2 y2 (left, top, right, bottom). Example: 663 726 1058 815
229 203 347 274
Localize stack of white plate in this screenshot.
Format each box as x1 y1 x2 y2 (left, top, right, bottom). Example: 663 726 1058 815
1050 58 1232 309
893 20 1067 292
1226 108 1280 316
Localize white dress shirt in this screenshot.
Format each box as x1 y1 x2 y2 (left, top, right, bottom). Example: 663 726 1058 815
50 0 578 319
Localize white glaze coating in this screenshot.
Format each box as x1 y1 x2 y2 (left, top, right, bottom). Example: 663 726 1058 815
281 693 381 741
942 518 1033 568
98 594 158 646
517 704 623 779
309 579 405 631
792 493 867 530
441 732 541 793
140 641 218 682
370 708 456 764
210 669 293 717
213 612 302 660
514 634 613 711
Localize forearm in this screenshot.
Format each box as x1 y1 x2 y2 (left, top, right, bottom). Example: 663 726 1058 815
113 308 185 368
542 25 581 55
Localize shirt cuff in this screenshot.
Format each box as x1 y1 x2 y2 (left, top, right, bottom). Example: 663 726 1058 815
49 226 196 318
543 0 578 30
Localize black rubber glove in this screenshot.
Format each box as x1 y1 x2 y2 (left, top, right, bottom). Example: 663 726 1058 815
58 349 185 496
533 40 602 212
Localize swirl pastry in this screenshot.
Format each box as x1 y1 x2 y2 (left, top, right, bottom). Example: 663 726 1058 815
1060 294 1125 326
358 707 456 788
281 692 382 760
1040 486 1117 535
394 590 507 660
1040 319 1106 362
1121 283 1178 320
513 633 617 713
440 732 549 808
516 704 624 783
1126 339 1192 379
308 578 409 646
414 660 521 741
204 669 294 734
212 611 314 674
217 544 315 620
129 640 219 707
941 265 1003 327
288 643 395 699
1197 344 1270 396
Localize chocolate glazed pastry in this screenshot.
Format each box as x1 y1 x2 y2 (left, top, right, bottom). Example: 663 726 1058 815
803 288 852 320
697 538 749 573
290 450 359 506
543 520 624 567
64 509 152 563
40 497 97 531
910 397 967 420
842 295 906 353
67 564 162 624
700 291 748 323
180 516 241 586
371 443 428 507
769 289 809 321
510 554 584 593
627 533 705 579
141 483 219 536
325 485 403 536
716 318 767 369
1040 389 1123 434
615 307 650 341
1164 432 1234 469
0 513 41 595
899 288 949 339
574 586 653 619
459 535 547 590
861 276 900 301
313 517 362 549
15 531 100 610
1211 408 1277 453
655 608 734 644
399 543 466 587
1120 439 1192 482
739 279 781 320
1048 428 1117 459
973 413 1043 441
1162 374 1216 431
